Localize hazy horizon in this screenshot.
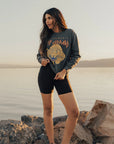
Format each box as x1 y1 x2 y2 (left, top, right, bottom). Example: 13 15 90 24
0 0 114 65
0 57 114 68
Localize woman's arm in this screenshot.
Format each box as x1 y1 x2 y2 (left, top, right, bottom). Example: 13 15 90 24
55 30 81 80
63 30 81 71
36 50 45 64
37 49 50 66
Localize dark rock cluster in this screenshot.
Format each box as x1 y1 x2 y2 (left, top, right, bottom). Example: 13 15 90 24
0 100 113 144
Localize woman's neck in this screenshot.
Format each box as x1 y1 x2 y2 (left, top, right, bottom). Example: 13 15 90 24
52 25 61 33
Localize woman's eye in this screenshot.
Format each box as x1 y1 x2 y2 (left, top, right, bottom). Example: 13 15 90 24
45 16 52 21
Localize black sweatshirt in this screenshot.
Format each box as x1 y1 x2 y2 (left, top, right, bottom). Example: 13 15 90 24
37 28 81 74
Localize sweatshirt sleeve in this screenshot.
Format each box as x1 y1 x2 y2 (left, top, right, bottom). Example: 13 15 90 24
63 30 81 71
36 49 44 64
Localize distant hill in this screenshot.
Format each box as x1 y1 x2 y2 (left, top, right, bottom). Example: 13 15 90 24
77 58 114 67
0 58 114 68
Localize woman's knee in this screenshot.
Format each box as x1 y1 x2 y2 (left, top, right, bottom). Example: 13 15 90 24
68 108 80 119
41 93 53 116
44 106 53 116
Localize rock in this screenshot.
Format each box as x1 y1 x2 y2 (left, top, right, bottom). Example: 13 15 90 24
0 119 37 144
0 116 44 144
84 100 114 137
54 121 93 144
53 115 67 125
78 111 90 125
54 121 65 144
34 140 44 144
71 123 93 144
21 115 44 137
100 136 114 144
21 115 44 126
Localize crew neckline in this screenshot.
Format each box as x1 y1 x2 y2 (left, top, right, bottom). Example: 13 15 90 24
53 28 68 34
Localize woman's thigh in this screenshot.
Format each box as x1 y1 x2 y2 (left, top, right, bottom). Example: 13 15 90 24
41 93 54 112
58 92 79 117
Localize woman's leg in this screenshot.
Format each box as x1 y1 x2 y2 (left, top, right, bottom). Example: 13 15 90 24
58 92 80 144
41 92 55 144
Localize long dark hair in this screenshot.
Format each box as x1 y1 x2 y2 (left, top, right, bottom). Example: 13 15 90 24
38 7 67 57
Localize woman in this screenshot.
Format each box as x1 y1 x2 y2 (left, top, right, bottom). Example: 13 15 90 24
37 7 81 144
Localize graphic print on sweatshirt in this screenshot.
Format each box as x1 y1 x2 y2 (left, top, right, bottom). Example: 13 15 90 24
47 36 69 65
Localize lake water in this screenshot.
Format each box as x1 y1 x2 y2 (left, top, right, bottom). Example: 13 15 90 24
0 67 114 120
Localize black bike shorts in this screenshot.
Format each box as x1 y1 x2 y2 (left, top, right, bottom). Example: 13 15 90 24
38 63 73 95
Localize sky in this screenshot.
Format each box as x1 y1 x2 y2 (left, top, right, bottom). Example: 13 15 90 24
0 0 114 66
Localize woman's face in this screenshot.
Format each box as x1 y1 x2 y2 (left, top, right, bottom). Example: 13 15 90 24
45 14 57 30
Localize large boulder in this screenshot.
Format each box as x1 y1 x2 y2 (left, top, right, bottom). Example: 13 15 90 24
84 100 114 137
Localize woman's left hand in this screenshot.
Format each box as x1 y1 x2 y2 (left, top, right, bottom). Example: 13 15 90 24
54 69 67 80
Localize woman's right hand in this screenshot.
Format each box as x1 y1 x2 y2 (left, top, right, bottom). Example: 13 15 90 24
41 58 50 66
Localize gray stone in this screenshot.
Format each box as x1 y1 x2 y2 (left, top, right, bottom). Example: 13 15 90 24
84 100 114 137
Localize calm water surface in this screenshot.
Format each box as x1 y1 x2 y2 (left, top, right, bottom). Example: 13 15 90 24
0 67 114 120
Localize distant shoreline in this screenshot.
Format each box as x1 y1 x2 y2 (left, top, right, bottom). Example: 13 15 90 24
0 58 114 68
0 66 114 69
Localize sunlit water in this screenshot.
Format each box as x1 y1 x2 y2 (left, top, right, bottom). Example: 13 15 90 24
0 67 114 120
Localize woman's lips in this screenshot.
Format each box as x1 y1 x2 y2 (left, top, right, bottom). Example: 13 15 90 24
47 24 51 27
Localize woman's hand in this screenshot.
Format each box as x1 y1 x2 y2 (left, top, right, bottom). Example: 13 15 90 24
54 69 67 80
41 58 50 66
